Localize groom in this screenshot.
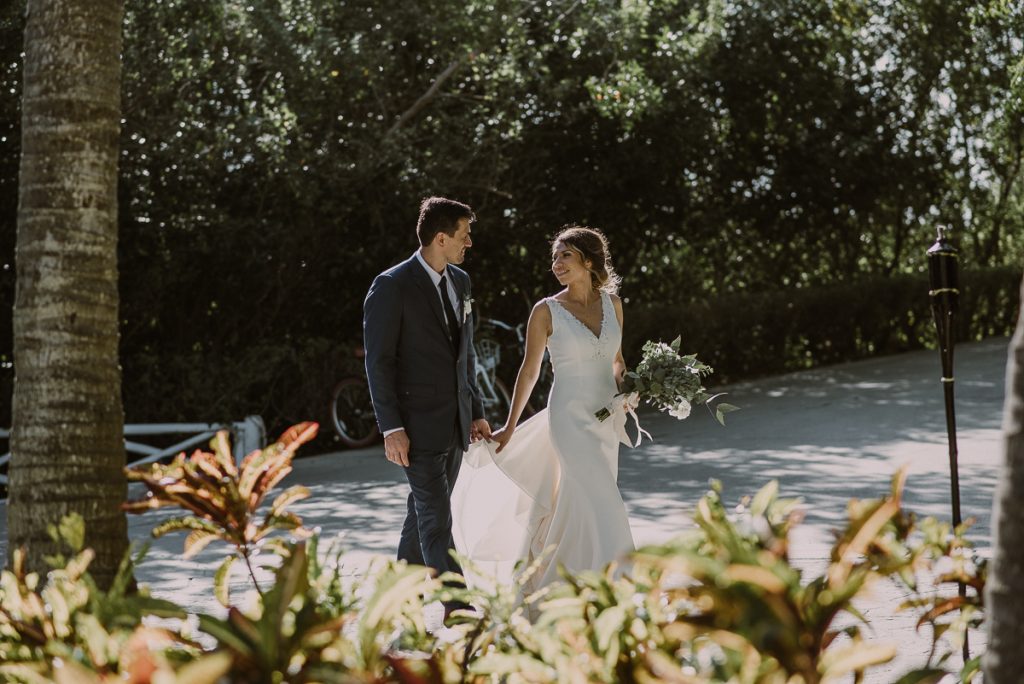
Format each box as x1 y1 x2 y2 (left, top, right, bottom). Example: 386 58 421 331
363 196 491 616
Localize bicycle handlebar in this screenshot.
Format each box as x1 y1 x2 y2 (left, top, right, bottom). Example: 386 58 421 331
480 317 517 332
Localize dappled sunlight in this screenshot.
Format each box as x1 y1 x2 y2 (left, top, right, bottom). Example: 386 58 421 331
0 339 1007 682
619 339 1007 556
287 481 406 555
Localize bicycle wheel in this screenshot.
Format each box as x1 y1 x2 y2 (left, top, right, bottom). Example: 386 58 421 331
331 377 380 449
482 377 513 423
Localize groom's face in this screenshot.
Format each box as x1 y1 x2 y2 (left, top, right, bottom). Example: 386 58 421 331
439 218 473 265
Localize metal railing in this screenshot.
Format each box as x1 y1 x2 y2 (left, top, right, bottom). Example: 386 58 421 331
0 416 265 488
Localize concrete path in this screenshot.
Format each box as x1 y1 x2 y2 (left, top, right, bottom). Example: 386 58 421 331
0 336 1011 681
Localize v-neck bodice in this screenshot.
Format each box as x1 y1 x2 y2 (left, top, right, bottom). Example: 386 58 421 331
545 292 620 379
548 296 606 340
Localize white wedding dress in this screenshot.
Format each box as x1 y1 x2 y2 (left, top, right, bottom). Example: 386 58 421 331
452 292 635 593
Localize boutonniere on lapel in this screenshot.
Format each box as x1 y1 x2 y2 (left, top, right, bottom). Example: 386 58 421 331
462 295 473 324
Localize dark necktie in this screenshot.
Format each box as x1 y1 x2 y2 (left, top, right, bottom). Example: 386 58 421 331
438 274 459 346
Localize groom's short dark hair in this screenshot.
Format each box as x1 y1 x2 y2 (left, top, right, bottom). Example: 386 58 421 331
416 196 475 246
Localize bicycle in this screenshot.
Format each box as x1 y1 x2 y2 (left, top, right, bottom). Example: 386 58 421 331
473 335 514 421
476 317 553 419
330 346 380 449
329 339 512 448
330 319 548 448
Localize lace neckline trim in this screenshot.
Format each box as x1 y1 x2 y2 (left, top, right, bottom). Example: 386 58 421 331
548 293 607 340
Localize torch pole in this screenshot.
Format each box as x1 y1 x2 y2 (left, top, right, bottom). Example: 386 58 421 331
927 228 969 663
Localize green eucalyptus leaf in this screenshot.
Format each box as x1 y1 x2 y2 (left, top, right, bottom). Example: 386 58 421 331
470 653 553 678
715 403 740 426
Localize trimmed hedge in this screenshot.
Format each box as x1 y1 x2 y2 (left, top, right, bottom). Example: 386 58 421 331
0 268 1017 453
625 266 1022 383
116 266 1022 445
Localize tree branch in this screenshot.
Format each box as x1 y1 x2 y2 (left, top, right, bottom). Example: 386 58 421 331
386 56 466 136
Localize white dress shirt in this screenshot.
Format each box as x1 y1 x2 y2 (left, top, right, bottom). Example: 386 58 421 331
414 250 461 321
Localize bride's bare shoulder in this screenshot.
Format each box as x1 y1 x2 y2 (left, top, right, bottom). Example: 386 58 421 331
529 298 554 335
609 293 624 321
531 298 554 318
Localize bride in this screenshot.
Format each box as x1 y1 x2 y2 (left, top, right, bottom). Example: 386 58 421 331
452 226 635 593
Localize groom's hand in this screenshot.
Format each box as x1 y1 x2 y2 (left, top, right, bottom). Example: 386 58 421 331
384 430 410 467
470 418 492 442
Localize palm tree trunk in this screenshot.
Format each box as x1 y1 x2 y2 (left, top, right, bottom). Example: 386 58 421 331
986 275 1024 680
8 0 128 588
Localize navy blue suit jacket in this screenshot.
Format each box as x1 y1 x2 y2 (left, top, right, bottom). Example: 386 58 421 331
363 253 485 452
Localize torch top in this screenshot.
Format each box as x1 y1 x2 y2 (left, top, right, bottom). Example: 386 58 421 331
927 226 958 258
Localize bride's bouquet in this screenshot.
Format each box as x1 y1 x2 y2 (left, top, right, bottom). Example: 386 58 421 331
596 336 738 425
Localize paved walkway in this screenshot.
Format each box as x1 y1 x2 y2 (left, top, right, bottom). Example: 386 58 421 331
0 337 1011 681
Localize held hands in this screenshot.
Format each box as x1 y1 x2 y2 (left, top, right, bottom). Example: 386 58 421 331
470 418 492 443
384 419 491 468
490 424 514 453
384 430 410 467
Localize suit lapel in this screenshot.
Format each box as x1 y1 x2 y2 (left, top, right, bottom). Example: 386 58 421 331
451 273 465 351
406 253 454 344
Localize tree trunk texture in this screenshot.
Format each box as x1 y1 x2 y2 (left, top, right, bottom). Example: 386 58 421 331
985 275 1024 681
8 0 128 588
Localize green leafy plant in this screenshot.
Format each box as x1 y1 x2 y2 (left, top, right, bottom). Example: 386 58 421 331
0 513 227 684
420 555 557 682
191 533 447 684
123 422 319 605
6 440 990 683
123 423 449 683
893 517 987 683
439 470 986 684
627 470 986 683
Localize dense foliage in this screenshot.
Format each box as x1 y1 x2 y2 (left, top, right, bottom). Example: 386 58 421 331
1 0 1021 437
0 427 986 682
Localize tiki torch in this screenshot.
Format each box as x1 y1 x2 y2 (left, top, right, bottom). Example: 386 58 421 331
926 227 968 661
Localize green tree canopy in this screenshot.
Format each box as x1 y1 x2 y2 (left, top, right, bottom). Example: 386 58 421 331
1 0 1021 433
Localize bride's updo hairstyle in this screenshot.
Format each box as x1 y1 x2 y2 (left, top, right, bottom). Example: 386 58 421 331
553 225 621 295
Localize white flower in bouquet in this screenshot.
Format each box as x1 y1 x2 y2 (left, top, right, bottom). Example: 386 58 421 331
668 398 691 420
596 336 738 426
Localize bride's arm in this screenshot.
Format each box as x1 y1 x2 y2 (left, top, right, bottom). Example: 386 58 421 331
612 295 627 388
491 301 552 452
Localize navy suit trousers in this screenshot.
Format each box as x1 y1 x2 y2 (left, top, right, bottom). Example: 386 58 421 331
397 421 464 581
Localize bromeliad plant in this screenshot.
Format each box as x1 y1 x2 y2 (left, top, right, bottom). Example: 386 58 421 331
2 423 991 679
895 516 986 683
191 534 444 684
626 469 983 683
631 475 911 683
123 422 319 605
0 513 230 684
6 421 989 683
440 469 986 684
121 423 455 682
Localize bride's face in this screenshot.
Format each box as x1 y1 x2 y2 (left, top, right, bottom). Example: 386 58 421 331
551 241 592 286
